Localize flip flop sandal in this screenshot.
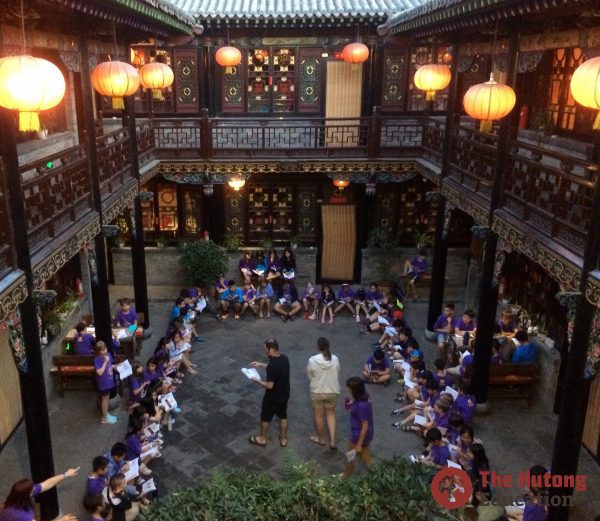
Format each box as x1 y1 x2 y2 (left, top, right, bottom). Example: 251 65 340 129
310 436 326 446
248 436 266 447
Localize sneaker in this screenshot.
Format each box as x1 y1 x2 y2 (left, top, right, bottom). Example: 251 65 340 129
288 314 295 322
140 464 152 476
193 336 206 343
280 314 288 323
391 421 402 428
101 416 117 425
355 315 361 323
390 409 403 416
172 406 182 414
107 414 118 421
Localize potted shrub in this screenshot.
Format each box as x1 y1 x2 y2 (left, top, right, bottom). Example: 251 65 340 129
42 310 63 339
367 225 403 290
155 233 168 248
223 231 243 251
259 235 274 251
179 239 229 287
290 236 300 250
414 231 434 251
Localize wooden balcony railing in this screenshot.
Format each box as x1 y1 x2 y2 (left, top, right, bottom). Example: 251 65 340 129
502 139 596 254
97 127 133 199
19 145 92 254
448 124 498 198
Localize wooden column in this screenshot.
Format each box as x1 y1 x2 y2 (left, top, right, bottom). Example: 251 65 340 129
470 34 519 404
79 34 113 350
0 109 58 520
426 43 460 331
124 97 150 328
549 161 600 520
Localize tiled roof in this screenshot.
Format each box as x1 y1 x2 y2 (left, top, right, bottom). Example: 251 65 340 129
172 0 423 21
136 0 197 26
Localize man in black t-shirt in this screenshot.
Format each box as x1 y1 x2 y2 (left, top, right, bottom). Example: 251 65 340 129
248 338 291 448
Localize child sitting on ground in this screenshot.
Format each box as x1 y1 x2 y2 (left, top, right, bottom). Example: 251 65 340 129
421 428 450 468
241 282 258 317
320 284 336 324
433 358 454 390
334 283 356 316
302 281 320 320
363 349 392 385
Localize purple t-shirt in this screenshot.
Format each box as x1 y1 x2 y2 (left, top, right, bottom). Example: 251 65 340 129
499 319 518 333
144 369 160 383
434 411 450 430
366 355 390 373
456 319 476 332
454 394 477 424
523 504 548 521
460 353 474 378
115 308 137 327
430 444 451 466
125 433 142 461
243 288 256 301
131 375 144 402
410 256 429 274
75 332 96 355
433 371 453 389
337 287 356 301
86 475 107 496
267 258 281 273
0 484 41 521
434 314 459 331
365 290 383 304
302 288 320 300
349 398 374 446
94 353 114 392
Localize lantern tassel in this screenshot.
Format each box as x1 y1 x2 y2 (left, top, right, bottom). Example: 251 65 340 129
152 89 165 101
18 112 41 132
594 111 600 131
112 97 125 110
479 120 493 133
225 66 233 75
426 91 436 102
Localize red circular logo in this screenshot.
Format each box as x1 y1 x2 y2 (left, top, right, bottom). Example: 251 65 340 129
431 467 473 509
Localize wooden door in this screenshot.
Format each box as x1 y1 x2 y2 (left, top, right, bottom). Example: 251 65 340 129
325 61 362 147
320 204 356 281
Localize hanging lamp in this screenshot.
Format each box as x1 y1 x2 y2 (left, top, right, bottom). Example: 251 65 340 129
227 176 246 191
0 0 66 131
333 179 350 190
342 43 369 64
463 73 516 132
414 64 451 101
140 61 174 100
216 46 242 74
570 56 600 130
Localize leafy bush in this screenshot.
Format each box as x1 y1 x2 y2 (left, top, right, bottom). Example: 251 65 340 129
139 456 459 521
367 226 403 282
223 232 243 251
179 239 229 287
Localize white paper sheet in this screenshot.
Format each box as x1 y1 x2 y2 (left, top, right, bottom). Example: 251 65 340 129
241 367 261 380
115 360 133 379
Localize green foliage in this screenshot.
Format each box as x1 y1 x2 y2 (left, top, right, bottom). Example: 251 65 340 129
179 239 229 287
367 226 402 281
258 235 274 251
223 232 244 251
139 456 459 521
414 231 434 250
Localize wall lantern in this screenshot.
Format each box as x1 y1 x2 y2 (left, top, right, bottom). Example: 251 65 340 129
216 46 242 74
333 179 350 190
463 73 516 132
570 56 600 130
227 177 246 191
140 61 174 100
341 43 369 65
413 64 451 101
91 60 140 110
0 55 66 131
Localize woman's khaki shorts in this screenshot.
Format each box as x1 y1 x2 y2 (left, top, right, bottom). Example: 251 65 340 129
310 392 339 409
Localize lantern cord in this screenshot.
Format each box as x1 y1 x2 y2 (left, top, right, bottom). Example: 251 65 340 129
490 19 499 77
19 0 26 53
112 20 119 61
226 26 230 46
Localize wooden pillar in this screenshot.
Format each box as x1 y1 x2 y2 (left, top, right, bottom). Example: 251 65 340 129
124 97 150 328
79 34 113 350
548 160 600 521
0 108 59 520
470 34 519 404
426 42 460 331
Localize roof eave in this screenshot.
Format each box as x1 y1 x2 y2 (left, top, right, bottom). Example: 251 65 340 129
106 0 194 35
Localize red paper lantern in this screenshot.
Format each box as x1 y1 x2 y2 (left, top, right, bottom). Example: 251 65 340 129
342 43 369 64
333 179 350 189
215 46 242 73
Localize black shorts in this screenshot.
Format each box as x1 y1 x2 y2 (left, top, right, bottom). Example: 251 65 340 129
261 397 288 422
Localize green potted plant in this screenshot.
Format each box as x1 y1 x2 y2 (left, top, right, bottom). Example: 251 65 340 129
155 233 168 248
223 231 243 251
414 231 434 250
290 236 300 250
179 239 229 287
367 225 403 286
259 235 274 251
42 310 63 339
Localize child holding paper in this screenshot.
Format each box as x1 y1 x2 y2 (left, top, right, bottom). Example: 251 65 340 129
320 284 336 324
302 281 320 320
421 428 450 468
362 349 391 385
94 341 117 425
334 283 356 316
255 277 273 318
241 282 258 317
343 377 374 477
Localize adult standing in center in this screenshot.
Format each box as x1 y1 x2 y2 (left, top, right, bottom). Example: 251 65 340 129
248 339 291 448
306 337 340 449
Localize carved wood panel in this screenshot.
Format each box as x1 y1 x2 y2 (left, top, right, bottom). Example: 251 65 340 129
174 48 200 113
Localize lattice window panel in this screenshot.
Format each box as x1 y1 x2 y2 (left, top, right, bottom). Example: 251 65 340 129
183 190 203 236
381 48 407 111
157 186 178 231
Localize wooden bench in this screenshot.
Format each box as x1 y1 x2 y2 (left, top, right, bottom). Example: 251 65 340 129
50 354 126 397
487 363 540 406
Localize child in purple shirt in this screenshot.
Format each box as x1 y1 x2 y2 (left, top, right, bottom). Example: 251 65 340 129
423 428 450 468
403 249 429 301
115 298 138 327
334 283 356 316
453 382 476 425
266 249 281 282
363 349 391 385
86 456 109 496
343 377 374 477
94 341 116 424
301 281 320 320
75 322 96 355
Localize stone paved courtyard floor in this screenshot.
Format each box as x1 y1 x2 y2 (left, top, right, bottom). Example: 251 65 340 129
1 286 599 520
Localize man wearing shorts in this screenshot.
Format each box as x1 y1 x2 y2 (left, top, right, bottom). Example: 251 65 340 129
248 338 290 447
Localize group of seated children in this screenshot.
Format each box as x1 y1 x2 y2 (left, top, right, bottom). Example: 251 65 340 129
238 247 297 285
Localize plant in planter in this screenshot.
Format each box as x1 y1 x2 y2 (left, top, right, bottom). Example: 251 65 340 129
289 236 300 249
259 235 274 251
414 231 434 250
367 225 403 284
42 310 63 339
155 233 168 248
223 231 243 251
179 239 229 287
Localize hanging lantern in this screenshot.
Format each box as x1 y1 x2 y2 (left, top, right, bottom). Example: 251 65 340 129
91 60 140 110
216 46 242 74
463 73 516 132
140 62 174 101
442 52 453 65
342 43 369 65
333 179 350 190
414 64 451 101
0 55 65 131
570 56 600 130
228 177 246 191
